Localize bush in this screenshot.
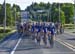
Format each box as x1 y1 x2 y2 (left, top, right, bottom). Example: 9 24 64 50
0 29 11 33
0 34 5 40
64 24 74 29
0 27 16 41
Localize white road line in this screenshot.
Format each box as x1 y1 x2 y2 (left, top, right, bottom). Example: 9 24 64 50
10 37 22 54
62 40 75 48
56 38 75 51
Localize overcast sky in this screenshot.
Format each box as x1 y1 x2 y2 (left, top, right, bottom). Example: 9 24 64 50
0 0 74 10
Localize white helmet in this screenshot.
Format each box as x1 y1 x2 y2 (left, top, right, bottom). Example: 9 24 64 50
52 23 55 26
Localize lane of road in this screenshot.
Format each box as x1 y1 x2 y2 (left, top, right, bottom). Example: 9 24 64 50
14 34 75 54
56 33 75 48
0 32 75 54
0 32 21 54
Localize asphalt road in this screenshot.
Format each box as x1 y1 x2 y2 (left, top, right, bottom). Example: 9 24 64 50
0 32 20 54
56 33 75 47
0 32 75 54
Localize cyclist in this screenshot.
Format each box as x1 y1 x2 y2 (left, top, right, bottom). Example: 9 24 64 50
31 22 36 40
42 22 47 47
48 22 55 48
35 22 41 45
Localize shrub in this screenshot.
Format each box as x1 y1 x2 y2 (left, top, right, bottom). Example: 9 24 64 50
64 24 74 29
0 29 11 33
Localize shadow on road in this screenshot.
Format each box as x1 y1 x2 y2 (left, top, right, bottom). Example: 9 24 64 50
67 38 75 40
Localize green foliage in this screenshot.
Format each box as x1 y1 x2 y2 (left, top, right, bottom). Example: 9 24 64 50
0 29 16 40
26 2 74 24
60 10 65 24
0 3 21 26
0 29 11 33
0 2 74 24
0 4 4 25
6 4 12 26
64 24 74 29
61 3 74 23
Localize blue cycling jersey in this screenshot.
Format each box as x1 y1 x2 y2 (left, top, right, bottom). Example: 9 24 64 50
43 26 47 33
47 26 55 35
35 25 41 33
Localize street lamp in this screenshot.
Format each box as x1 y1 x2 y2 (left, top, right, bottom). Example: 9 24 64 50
4 0 6 33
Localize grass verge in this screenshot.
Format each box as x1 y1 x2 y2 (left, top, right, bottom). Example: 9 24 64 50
0 29 16 41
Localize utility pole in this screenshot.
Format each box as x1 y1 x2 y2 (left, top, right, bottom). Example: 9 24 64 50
59 3 61 23
40 14 41 22
50 4 52 22
48 9 50 22
15 8 16 29
47 4 52 22
11 11 12 27
74 0 75 28
4 0 6 33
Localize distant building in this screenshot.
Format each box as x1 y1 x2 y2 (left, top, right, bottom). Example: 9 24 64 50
20 10 30 23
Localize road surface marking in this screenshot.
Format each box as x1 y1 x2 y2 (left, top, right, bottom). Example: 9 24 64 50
10 37 22 54
58 38 75 48
56 38 75 51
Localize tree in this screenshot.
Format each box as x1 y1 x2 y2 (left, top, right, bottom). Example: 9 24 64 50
0 3 21 26
51 3 57 22
0 4 5 25
60 10 65 24
25 2 74 23
0 4 2 24
61 3 74 23
12 4 21 26
6 3 12 26
45 2 50 9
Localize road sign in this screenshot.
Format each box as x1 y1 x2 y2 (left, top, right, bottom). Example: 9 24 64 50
21 11 30 23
